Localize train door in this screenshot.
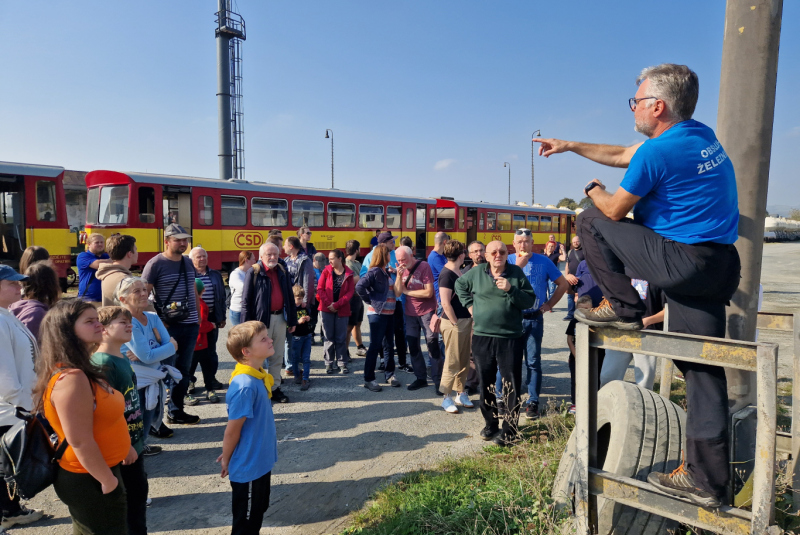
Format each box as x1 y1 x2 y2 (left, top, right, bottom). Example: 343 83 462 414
466 208 478 245
415 203 427 259
0 176 25 266
162 186 193 248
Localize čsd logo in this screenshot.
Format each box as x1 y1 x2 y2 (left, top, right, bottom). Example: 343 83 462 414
234 232 263 248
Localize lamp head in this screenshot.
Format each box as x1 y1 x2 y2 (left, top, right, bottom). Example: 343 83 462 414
503 162 509 168
533 129 541 137
325 131 329 138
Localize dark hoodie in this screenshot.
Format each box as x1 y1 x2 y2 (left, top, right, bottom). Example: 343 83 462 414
8 299 48 341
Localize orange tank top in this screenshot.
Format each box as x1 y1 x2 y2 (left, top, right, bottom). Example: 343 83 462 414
43 371 131 473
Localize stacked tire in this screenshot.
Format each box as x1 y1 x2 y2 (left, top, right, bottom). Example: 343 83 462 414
553 381 686 534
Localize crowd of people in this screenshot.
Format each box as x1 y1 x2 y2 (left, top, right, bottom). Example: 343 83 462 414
0 63 743 532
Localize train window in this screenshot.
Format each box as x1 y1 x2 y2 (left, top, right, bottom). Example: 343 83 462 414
428 208 435 229
221 195 247 226
486 212 496 230
252 198 287 227
359 204 384 229
406 208 414 229
327 202 355 228
386 206 401 229
86 187 100 225
512 214 526 230
554 216 561 233
436 208 455 231
199 195 214 226
292 200 323 227
528 215 539 231
540 215 552 232
138 187 156 224
98 186 128 224
479 212 484 230
35 181 57 222
458 208 465 230
497 212 512 231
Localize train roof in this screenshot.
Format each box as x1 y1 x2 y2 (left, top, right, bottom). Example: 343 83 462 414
87 170 433 204
0 161 64 178
448 198 574 215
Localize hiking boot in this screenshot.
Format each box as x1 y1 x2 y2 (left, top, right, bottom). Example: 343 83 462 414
167 410 200 425
574 297 643 330
647 462 721 507
210 379 226 390
407 379 429 391
441 396 459 414
301 380 311 391
184 394 199 406
1 506 43 529
187 381 196 395
206 390 220 403
271 388 290 404
142 444 162 456
364 380 382 392
480 425 501 441
150 422 174 438
356 345 367 356
524 402 540 420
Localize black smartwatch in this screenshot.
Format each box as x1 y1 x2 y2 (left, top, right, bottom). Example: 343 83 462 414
584 181 601 195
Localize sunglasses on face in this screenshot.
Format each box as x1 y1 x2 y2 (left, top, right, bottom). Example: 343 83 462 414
515 228 532 236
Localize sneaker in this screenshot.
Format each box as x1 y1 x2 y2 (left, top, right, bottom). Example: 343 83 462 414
524 402 540 420
574 297 643 330
342 365 350 374
150 422 174 438
167 410 200 425
146 497 152 507
441 396 460 414
184 394 200 406
387 376 401 387
326 364 335 374
480 425 501 441
294 374 303 384
286 368 295 378
407 379 429 391
142 444 162 456
271 388 290 404
426 366 432 379
647 462 721 507
187 381 196 395
206 390 220 403
1 506 44 528
492 432 520 447
356 345 367 356
332 364 342 373
365 380 382 392
301 380 310 391
568 404 576 415
210 379 226 390
398 364 414 373
455 392 474 408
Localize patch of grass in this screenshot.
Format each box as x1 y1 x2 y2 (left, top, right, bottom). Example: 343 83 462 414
651 379 687 409
341 407 574 535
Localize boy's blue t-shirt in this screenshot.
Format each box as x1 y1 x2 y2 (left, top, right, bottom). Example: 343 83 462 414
620 120 739 245
507 253 562 311
226 374 278 483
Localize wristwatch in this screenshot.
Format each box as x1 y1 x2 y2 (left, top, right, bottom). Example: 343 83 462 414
584 181 601 195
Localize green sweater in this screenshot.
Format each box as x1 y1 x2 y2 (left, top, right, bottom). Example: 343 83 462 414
455 262 536 338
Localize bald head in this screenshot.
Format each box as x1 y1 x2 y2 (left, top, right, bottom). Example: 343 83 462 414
486 240 508 271
433 231 448 253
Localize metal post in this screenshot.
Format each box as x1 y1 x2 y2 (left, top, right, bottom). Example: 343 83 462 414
574 323 597 534
325 129 334 188
792 312 800 511
659 303 673 399
717 0 783 411
503 162 510 205
216 0 234 181
531 129 541 205
751 343 778 530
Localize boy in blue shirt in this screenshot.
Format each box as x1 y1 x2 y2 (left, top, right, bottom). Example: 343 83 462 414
218 321 278 535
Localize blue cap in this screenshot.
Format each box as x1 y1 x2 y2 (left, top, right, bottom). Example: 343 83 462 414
0 265 28 281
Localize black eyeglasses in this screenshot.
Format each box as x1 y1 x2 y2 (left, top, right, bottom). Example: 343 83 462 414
629 97 657 111
515 228 531 236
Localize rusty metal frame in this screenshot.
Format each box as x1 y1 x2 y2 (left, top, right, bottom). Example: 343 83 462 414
574 323 779 534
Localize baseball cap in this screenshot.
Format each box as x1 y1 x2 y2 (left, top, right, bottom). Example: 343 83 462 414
164 224 192 239
0 265 28 282
377 232 395 244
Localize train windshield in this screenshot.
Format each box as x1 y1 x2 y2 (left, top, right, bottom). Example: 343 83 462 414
86 185 128 225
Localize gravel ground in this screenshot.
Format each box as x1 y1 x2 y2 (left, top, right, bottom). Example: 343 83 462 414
9 242 800 534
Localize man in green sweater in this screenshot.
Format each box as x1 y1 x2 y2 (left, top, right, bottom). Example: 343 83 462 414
455 240 536 446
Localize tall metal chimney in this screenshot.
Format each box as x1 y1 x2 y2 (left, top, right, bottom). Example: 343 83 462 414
215 0 245 180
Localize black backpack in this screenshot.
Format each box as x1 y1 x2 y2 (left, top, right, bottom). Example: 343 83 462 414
0 407 68 500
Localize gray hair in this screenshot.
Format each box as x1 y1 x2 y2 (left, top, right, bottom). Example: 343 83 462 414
396 245 413 258
259 242 279 257
189 246 207 258
115 276 146 306
636 64 699 122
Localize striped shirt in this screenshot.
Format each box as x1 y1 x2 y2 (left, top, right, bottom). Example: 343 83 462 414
141 254 199 325
197 271 215 314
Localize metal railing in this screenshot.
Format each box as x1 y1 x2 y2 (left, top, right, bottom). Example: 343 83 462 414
573 323 779 534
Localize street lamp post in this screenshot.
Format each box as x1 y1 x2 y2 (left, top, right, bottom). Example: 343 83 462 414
324 129 334 188
503 162 511 205
531 129 541 205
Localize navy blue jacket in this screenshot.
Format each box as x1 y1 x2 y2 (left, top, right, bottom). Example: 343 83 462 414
202 268 228 324
355 267 393 314
241 261 297 328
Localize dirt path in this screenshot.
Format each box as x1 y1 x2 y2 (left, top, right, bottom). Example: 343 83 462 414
12 243 800 534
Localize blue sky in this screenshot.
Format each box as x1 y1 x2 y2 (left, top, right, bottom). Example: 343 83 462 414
1 1 798 208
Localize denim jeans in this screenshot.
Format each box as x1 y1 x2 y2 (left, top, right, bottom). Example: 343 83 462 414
565 294 576 319
166 322 200 416
284 333 294 370
292 334 312 381
405 311 442 384
495 316 544 404
229 309 242 326
365 313 395 382
138 386 160 444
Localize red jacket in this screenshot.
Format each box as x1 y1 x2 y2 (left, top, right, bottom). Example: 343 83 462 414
317 265 355 317
196 298 215 351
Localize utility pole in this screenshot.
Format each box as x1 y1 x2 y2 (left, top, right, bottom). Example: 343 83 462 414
325 129 334 188
215 0 245 180
717 0 783 412
503 162 511 205
531 129 541 205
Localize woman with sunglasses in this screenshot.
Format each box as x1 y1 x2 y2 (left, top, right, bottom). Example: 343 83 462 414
297 226 317 258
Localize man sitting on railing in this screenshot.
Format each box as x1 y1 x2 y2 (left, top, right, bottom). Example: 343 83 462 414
533 64 741 507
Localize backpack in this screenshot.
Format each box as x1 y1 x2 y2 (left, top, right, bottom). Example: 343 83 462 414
0 407 68 500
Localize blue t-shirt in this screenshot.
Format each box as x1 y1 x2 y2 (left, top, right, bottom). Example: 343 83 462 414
507 253 562 312
77 251 109 301
427 251 447 304
226 374 278 483
575 260 603 307
620 120 739 244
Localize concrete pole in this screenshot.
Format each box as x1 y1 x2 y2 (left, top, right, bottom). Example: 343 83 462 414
216 0 234 181
717 0 783 411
